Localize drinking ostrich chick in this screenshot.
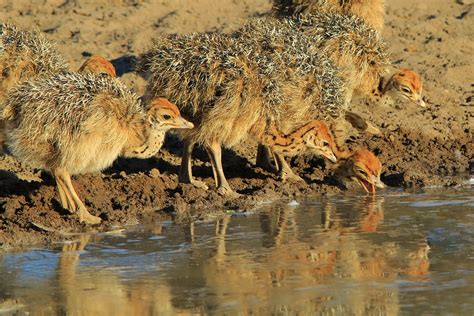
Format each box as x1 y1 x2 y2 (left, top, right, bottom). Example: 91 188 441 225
272 0 385 33
0 22 69 147
2 73 193 224
335 149 385 194
137 30 346 196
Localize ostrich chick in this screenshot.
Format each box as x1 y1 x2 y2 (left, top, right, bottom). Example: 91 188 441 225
236 14 425 112
243 14 424 169
261 13 424 106
374 68 425 107
335 149 385 194
78 55 117 77
0 23 68 100
261 120 337 182
138 30 347 196
0 23 69 149
323 67 425 149
2 73 193 224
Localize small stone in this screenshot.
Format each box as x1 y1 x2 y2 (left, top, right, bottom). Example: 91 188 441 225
119 171 127 178
387 124 399 132
149 168 160 178
454 150 462 160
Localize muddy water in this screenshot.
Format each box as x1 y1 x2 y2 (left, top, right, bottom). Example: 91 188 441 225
0 187 473 315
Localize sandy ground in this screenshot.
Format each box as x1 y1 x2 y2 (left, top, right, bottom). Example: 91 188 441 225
0 0 472 249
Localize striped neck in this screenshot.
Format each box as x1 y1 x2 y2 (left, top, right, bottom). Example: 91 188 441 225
262 121 323 155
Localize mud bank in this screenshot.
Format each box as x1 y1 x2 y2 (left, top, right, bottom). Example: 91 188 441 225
0 0 472 248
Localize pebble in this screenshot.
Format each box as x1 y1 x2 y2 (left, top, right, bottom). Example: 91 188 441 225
149 168 160 178
288 200 300 207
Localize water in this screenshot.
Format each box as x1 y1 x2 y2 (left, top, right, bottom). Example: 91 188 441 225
0 187 473 315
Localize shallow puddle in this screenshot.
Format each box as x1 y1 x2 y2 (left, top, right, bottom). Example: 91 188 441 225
1 187 473 315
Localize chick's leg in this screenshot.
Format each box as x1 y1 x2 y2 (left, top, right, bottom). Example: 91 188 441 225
178 139 208 190
256 144 279 173
54 168 101 225
54 172 75 212
344 111 380 134
273 152 305 183
206 141 240 198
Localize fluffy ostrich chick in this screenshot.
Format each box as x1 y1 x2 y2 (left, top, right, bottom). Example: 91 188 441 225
2 73 193 224
241 13 424 169
238 13 424 108
138 29 347 196
0 22 69 147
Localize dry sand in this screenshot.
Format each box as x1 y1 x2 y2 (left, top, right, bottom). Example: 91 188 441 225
0 0 472 248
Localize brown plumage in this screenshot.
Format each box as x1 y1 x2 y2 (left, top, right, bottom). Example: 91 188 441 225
0 23 69 148
138 30 347 195
2 72 193 224
257 120 338 182
78 55 117 78
245 12 424 168
272 0 385 33
264 120 337 162
261 120 338 182
0 23 68 100
236 13 390 100
268 6 424 107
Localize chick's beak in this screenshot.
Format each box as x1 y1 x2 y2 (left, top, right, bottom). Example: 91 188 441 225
356 177 374 194
356 175 385 195
176 117 194 129
325 151 338 163
374 176 385 189
415 94 426 108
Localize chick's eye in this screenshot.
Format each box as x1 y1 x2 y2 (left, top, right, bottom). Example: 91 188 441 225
357 168 367 176
163 114 172 120
322 141 329 146
401 86 412 94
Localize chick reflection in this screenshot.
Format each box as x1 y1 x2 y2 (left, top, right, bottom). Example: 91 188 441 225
321 196 385 233
139 205 429 314
51 201 429 315
56 234 182 315
321 197 429 280
57 235 136 315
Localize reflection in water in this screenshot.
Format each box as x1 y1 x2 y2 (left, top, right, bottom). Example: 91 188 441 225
1 189 473 314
